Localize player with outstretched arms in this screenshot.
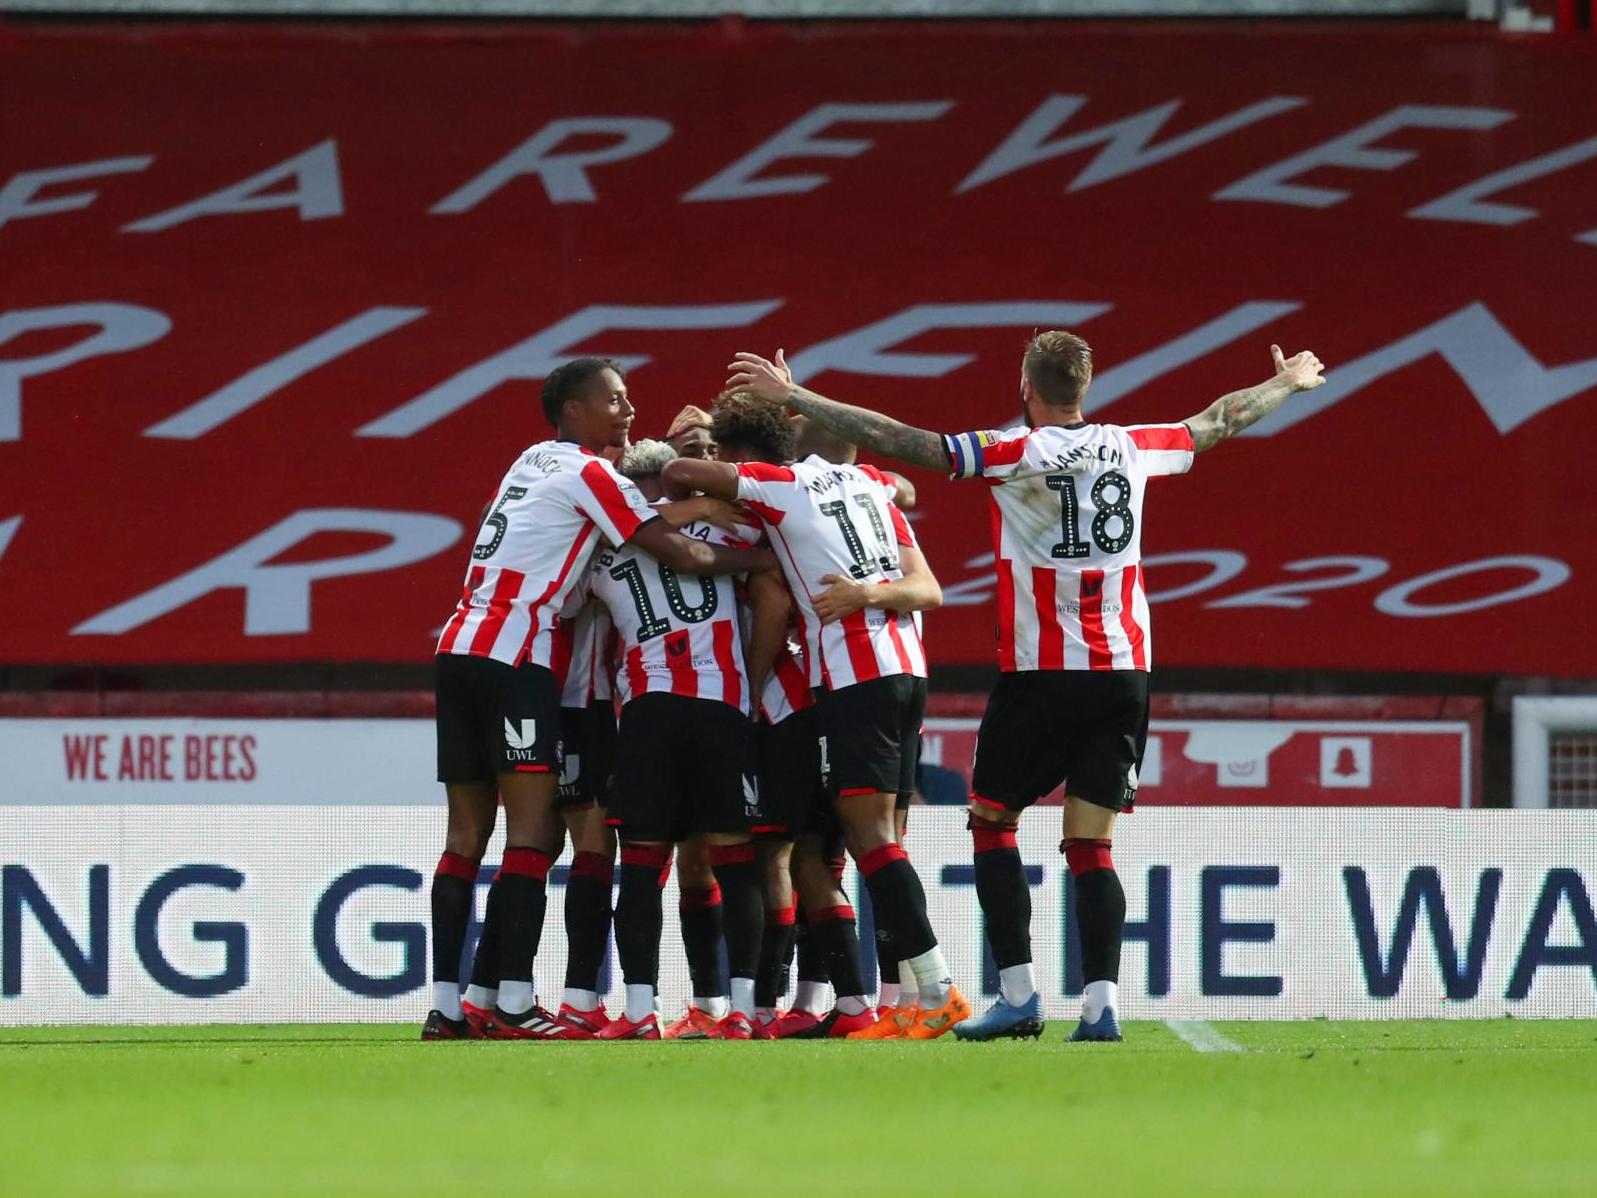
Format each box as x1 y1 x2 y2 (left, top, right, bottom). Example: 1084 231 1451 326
663 394 970 1040
423 359 772 1041
724 337 1325 1041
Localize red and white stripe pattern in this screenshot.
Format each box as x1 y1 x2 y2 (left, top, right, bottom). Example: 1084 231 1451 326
943 421 1194 673
589 515 752 713
735 456 928 691
758 638 815 725
555 592 616 707
437 441 654 669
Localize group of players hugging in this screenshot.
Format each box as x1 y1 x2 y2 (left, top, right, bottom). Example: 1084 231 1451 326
422 332 1326 1042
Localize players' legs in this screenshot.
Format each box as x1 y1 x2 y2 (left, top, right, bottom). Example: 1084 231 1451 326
489 770 561 1019
968 803 1035 1007
1064 796 1122 1026
875 804 913 1009
957 673 1070 1034
676 836 728 1019
755 839 797 1022
792 834 871 1018
837 791 949 1009
432 781 497 1021
465 812 564 1020
706 832 764 1020
560 803 615 1015
614 838 672 1023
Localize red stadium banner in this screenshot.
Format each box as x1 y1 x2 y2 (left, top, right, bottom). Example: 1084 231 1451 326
1 20 1595 673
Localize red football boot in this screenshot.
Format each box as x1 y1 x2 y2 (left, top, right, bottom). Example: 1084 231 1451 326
484 1004 580 1040
460 1000 493 1039
554 1003 611 1040
421 1010 473 1041
769 1009 822 1039
598 1011 662 1040
708 1012 754 1040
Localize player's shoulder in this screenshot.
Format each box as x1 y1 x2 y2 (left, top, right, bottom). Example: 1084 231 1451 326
736 459 801 483
1116 422 1197 453
509 438 600 482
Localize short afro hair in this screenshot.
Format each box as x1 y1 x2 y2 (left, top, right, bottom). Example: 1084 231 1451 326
618 439 677 480
541 357 624 428
711 389 795 464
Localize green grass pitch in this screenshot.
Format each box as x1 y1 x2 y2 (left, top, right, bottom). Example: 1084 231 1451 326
2 1021 1595 1197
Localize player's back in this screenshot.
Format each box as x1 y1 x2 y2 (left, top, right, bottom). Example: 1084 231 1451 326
438 439 652 669
590 513 751 712
734 455 926 691
945 421 1194 672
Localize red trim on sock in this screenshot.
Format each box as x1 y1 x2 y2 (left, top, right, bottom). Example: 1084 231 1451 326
857 842 908 878
568 850 614 884
620 843 672 870
679 884 722 911
500 847 553 881
767 905 797 927
708 843 756 868
812 904 856 923
1063 838 1114 876
434 851 479 881
971 823 1018 854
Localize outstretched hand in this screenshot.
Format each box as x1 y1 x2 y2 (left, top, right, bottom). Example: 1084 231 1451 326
726 349 795 404
1272 343 1326 391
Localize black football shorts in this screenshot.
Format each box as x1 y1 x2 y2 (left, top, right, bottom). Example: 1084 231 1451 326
606 693 758 842
435 653 562 783
969 669 1150 813
814 675 927 802
754 707 833 840
557 701 618 811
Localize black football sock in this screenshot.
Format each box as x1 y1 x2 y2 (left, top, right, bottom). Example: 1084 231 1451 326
756 904 797 1009
710 844 765 1018
972 817 1033 971
562 850 614 1002
795 904 828 986
615 843 671 989
467 869 502 994
809 903 868 1004
857 843 936 960
858 843 950 1005
430 852 478 1017
679 883 726 1004
1065 838 1126 987
492 846 553 1015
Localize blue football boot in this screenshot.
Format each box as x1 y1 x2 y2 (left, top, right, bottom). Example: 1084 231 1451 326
953 993 1044 1041
1068 1006 1123 1042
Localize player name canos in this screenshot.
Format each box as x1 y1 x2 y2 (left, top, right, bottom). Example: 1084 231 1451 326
61 732 259 783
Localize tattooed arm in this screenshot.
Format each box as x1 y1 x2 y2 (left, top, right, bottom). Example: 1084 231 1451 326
1185 344 1326 452
725 350 950 472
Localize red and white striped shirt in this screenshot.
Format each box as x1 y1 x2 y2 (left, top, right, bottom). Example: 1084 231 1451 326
942 422 1195 673
589 513 753 713
735 455 928 692
554 587 616 707
436 441 655 669
758 636 815 725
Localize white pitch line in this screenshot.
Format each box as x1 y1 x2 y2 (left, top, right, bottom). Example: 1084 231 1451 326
1165 1019 1245 1053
